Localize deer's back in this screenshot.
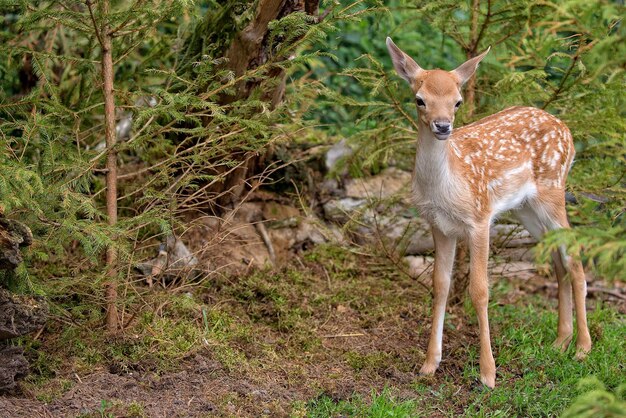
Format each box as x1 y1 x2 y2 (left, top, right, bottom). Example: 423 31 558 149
449 106 575 217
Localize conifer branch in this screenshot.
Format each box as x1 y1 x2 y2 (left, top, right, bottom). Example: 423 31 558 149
85 0 104 48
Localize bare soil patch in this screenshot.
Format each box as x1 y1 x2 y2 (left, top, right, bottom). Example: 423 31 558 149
1 244 623 417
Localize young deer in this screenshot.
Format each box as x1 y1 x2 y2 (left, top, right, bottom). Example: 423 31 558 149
386 38 591 388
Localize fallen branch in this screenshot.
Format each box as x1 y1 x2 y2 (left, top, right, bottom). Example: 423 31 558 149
322 333 366 338
542 283 626 301
255 222 275 264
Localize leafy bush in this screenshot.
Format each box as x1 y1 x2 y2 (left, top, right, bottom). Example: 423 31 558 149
0 1 337 299
561 377 626 418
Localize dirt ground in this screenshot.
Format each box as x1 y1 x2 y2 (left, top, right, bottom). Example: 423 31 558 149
1 245 624 418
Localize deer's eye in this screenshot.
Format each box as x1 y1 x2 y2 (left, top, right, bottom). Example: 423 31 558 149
455 100 463 109
416 97 426 107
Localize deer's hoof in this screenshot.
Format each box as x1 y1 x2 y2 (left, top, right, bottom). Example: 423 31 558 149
419 362 438 375
480 373 496 389
575 344 591 360
552 334 573 352
575 334 592 360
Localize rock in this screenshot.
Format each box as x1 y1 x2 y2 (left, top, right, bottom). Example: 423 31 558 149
135 235 199 285
322 195 433 255
262 202 300 224
0 216 33 271
231 202 263 223
320 167 434 254
344 167 412 201
197 206 272 271
490 261 537 280
165 235 198 271
325 138 353 173
318 178 344 197
381 216 433 254
490 223 535 248
0 345 28 393
323 198 368 223
268 215 340 263
0 289 48 340
404 255 434 278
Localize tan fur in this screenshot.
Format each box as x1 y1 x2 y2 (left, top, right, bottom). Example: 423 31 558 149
386 38 591 389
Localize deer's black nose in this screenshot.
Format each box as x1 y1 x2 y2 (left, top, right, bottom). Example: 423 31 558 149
434 121 451 133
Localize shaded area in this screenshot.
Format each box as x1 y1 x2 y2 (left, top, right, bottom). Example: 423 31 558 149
0 215 48 393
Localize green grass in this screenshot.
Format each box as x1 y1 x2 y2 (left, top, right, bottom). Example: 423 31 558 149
307 388 418 418
305 300 626 417
19 244 626 416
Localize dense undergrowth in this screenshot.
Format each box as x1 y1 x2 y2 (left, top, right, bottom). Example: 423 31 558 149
18 244 626 416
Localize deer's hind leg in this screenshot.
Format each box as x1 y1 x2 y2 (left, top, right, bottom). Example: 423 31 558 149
516 194 591 358
514 203 573 352
538 198 591 359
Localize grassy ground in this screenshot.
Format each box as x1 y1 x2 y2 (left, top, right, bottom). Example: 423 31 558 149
12 244 626 417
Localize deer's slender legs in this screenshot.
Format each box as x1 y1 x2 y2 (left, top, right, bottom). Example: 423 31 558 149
468 223 496 388
552 250 574 351
539 198 591 358
514 204 573 351
420 226 456 375
569 256 592 358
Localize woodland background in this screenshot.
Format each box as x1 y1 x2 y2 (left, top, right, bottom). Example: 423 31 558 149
0 0 624 416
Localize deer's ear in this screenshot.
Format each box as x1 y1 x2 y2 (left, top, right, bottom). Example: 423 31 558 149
452 46 491 85
386 37 423 84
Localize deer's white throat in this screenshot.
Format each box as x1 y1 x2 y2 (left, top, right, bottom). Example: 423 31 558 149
412 121 470 237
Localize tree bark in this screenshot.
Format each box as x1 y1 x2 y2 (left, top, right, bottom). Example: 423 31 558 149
0 346 28 393
0 275 47 393
93 0 119 332
0 289 47 340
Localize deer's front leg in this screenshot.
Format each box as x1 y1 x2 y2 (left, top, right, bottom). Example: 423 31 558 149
420 226 456 375
468 224 496 388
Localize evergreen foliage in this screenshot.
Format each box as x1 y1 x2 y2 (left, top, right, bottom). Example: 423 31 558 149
0 1 330 295
305 0 625 280
561 377 626 418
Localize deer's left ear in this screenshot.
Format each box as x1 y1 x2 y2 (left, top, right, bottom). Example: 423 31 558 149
452 46 491 85
386 37 423 84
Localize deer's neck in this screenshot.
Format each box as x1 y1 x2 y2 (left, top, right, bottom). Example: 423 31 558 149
413 120 472 236
414 120 458 186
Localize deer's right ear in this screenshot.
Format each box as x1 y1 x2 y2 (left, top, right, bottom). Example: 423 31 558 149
386 37 423 84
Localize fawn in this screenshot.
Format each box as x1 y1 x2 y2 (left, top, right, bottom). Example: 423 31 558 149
386 37 591 388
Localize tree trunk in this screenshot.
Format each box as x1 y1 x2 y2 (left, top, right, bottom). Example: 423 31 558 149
0 281 38 394
95 0 119 332
0 288 47 339
0 346 28 393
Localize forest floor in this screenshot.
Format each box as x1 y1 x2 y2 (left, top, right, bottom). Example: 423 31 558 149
1 244 625 417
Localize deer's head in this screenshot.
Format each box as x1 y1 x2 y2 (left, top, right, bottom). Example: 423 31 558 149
386 37 489 140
